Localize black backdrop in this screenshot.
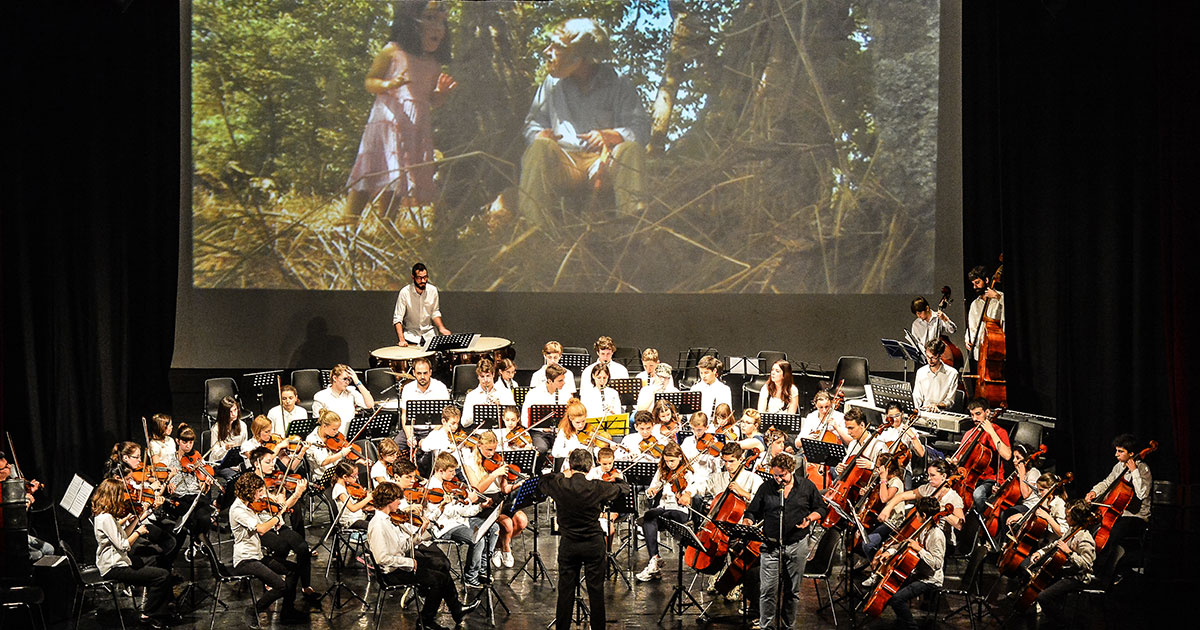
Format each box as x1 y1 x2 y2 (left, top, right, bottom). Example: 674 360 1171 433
4 0 1197 579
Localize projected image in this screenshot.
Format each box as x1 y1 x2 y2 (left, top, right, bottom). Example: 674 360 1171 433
191 0 939 293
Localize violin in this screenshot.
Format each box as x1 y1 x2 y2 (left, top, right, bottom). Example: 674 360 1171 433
324 432 364 461
179 449 216 481
450 429 482 449
131 459 172 484
263 471 305 492
403 488 445 504
389 510 424 527
248 497 286 515
481 452 523 483
505 428 532 450
639 436 665 459
263 433 304 453
441 478 471 502
346 481 367 500
694 431 724 457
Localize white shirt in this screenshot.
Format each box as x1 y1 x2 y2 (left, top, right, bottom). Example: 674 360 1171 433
911 314 958 349
147 437 175 463
367 509 416 573
966 291 1005 360
690 379 733 417
400 379 452 424
332 482 367 528
529 365 576 395
619 432 659 463
580 361 629 391
520 384 566 428
94 512 132 575
758 384 799 413
580 387 623 419
1089 460 1152 520
635 381 678 411
462 385 514 427
392 283 442 344
648 467 700 513
208 421 247 464
304 429 336 480
426 477 482 536
798 409 846 443
551 432 594 461
699 467 764 503
229 498 265 566
370 460 395 484
313 386 366 434
912 364 960 410
268 404 309 436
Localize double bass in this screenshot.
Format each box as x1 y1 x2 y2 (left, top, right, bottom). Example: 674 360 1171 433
969 257 1006 406
1091 440 1157 551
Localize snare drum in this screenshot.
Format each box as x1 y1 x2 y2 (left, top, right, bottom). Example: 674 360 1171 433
447 336 514 366
369 345 436 381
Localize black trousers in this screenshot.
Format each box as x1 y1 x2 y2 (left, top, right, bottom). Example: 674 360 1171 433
234 557 298 612
104 557 172 618
261 526 312 588
380 546 463 623
555 535 606 630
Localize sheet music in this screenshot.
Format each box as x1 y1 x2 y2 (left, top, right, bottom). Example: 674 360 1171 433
60 474 95 518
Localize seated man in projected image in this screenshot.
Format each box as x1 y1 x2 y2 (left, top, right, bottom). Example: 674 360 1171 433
519 17 650 233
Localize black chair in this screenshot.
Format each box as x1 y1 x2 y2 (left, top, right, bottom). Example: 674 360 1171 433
562 346 589 357
61 539 135 630
1 585 46 630
939 544 990 630
802 530 841 626
450 364 479 404
832 356 869 400
198 539 259 630
205 377 252 424
1070 544 1125 620
291 369 323 413
364 367 399 402
1011 421 1043 452
361 549 423 630
949 388 968 413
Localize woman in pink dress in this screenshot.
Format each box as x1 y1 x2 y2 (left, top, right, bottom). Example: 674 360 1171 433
342 2 457 224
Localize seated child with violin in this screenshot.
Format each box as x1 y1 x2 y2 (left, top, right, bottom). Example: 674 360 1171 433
680 411 721 475
229 473 308 626
425 452 500 588
242 415 307 469
366 471 479 628
332 460 374 530
636 441 699 582
620 411 663 463
106 441 182 567
246 446 322 602
494 405 535 452
169 422 217 539
420 405 475 463
585 446 623 538
370 438 404 486
468 431 528 568
305 409 364 482
651 399 682 443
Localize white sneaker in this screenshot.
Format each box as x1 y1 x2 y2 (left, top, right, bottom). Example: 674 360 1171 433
492 552 503 568
861 575 878 588
725 583 742 602
502 550 514 568
635 556 662 582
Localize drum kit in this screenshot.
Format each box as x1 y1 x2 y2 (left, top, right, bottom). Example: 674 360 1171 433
369 336 514 383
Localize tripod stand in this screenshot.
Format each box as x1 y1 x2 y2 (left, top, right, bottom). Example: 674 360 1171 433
546 576 590 629
657 518 705 623
506 451 553 586
318 492 366 616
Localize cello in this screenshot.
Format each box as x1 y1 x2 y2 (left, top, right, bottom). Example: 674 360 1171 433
1012 524 1088 612
997 473 1073 576
981 444 1048 537
1091 440 1157 550
862 503 955 617
685 450 758 574
803 382 846 489
969 257 1006 406
820 425 881 529
948 405 1006 511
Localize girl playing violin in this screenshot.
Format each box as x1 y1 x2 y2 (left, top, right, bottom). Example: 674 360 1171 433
370 438 404 485
246 447 321 602
651 399 682 443
241 415 306 467
107 441 182 565
304 409 361 481
91 478 178 629
495 405 534 452
636 442 697 582
366 471 479 628
620 411 662 462
469 431 528 568
169 423 216 540
210 396 248 481
424 452 499 587
146 413 176 466
552 400 599 463
332 460 374 530
229 473 308 626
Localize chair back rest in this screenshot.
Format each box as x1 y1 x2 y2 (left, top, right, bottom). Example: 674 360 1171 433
205 378 239 420
804 530 840 578
610 346 642 371
832 356 870 399
562 346 589 357
364 368 398 401
199 539 233 578
1012 421 1043 453
57 538 86 585
291 369 323 412
451 364 479 399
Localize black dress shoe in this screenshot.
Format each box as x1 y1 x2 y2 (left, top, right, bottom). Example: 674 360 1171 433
243 605 260 629
279 607 309 623
422 620 451 630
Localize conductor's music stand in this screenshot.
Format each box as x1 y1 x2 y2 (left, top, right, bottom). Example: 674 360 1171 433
348 409 397 441
800 438 846 489
609 377 643 408
656 391 702 416
471 404 502 430
425 333 479 353
657 518 706 622
508 474 553 586
883 337 925 381
244 369 284 415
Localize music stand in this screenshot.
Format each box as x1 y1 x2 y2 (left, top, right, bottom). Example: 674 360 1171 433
511 386 531 408
656 391 701 415
405 399 453 428
558 353 590 377
603 487 637 584
620 461 659 488
609 377 643 407
348 409 397 440
286 417 317 441
529 404 567 429
870 380 916 414
473 506 511 622
800 439 846 489
507 475 553 586
760 412 804 435
425 333 479 353
657 518 706 622
883 338 925 381
471 404 502 430
244 369 284 415
592 413 630 436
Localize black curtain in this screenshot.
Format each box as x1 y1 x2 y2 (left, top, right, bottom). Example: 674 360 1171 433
3 1 179 489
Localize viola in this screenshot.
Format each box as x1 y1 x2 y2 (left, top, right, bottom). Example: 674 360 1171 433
403 488 445 504
481 452 522 483
324 432 364 461
982 444 1048 537
997 472 1073 576
862 504 955 617
264 471 305 492
1092 440 1157 550
389 510 424 528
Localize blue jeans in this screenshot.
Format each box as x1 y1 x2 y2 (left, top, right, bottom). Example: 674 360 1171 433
444 518 499 581
758 534 811 629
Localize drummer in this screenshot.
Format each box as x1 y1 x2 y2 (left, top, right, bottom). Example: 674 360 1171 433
393 262 451 347
399 358 451 452
312 364 374 435
462 358 514 428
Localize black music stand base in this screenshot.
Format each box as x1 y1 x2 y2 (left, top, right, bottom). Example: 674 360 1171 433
657 518 705 623
177 539 225 613
545 577 589 629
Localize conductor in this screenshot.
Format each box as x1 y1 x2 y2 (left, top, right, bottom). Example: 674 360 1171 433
540 449 630 630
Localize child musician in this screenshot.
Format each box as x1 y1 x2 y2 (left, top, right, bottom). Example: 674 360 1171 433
331 460 373 530
469 431 528 568
425 452 500 588
91 478 178 629
370 438 404 485
620 411 662 463
246 446 321 602
1022 500 1099 628
879 496 947 630
636 442 698 582
229 474 307 626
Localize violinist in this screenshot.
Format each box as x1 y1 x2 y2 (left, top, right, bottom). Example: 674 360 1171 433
580 362 622 420
635 362 677 411
168 423 216 540
712 402 737 438
875 496 947 630
425 452 500 588
91 478 179 629
145 413 177 466
462 358 515 427
651 399 682 443
1085 433 1152 567
420 405 473 465
267 384 308 436
470 431 528 568
304 409 361 480
635 442 696 582
529 341 578 395
552 400 599 463
332 460 373 530
366 477 480 629
619 411 661 463
913 339 960 411
1018 500 1099 629
690 355 732 418
965 265 1005 362
873 460 965 557
579 335 630 391
246 447 322 602
734 409 767 455
107 441 182 565
229 473 308 626
241 415 307 467
740 453 826 630
520 363 569 454
585 447 621 538
209 396 248 481
312 363 375 435
495 406 535 452
757 359 800 414
949 398 1012 512
399 357 451 452
370 438 404 485
680 412 720 477
797 390 851 447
